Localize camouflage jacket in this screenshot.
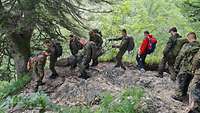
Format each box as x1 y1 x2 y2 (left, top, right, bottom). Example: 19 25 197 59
46 44 56 58
175 41 200 74
69 36 83 56
163 33 182 57
27 54 47 70
110 35 134 51
89 33 103 47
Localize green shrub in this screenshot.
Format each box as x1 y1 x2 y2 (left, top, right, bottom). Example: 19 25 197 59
0 87 144 113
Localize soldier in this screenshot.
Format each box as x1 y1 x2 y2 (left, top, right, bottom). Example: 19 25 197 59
109 29 135 70
172 32 200 102
69 34 86 69
78 41 95 79
44 39 61 79
27 51 49 91
186 50 200 113
157 27 185 80
89 29 103 66
69 34 84 56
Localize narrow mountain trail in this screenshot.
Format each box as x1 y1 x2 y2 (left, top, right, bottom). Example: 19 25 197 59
22 60 188 113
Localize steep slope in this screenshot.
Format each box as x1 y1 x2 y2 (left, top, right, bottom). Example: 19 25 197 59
20 61 188 113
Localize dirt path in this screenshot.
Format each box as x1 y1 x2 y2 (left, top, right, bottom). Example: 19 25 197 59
23 62 188 113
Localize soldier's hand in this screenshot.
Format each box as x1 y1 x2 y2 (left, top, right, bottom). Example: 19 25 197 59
108 39 112 41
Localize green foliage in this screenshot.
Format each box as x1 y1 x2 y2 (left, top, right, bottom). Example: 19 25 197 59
0 75 31 101
98 0 193 64
0 92 52 113
0 87 143 113
95 87 144 113
180 0 200 34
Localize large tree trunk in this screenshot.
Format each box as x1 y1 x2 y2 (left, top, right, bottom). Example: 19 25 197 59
9 30 33 76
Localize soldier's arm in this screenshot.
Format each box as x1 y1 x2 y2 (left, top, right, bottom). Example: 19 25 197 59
192 50 200 72
174 44 187 69
163 38 173 56
108 37 123 41
97 35 103 47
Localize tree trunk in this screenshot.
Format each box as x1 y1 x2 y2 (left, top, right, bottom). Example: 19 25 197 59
9 30 33 77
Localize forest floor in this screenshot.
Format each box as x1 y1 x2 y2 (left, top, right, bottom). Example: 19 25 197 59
20 59 189 113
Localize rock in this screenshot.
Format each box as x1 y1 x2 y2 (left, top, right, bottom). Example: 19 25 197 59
20 62 187 113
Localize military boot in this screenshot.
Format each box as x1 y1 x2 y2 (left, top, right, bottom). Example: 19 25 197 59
49 73 58 79
79 74 90 80
171 95 187 102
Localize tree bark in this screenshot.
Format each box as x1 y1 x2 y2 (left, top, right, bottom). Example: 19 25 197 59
9 30 33 76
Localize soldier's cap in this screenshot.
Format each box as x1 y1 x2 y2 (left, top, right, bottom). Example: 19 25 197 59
69 34 73 38
121 29 127 33
169 27 177 33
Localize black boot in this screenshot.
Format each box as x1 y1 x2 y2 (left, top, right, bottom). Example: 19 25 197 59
121 65 126 70
49 73 58 79
155 73 163 78
79 74 90 80
91 60 99 67
114 64 120 68
37 81 45 86
171 95 186 102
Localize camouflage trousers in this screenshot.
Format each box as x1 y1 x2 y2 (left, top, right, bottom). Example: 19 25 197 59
188 74 200 113
158 56 177 80
72 42 96 76
116 48 127 66
175 72 193 97
34 62 45 84
50 56 58 75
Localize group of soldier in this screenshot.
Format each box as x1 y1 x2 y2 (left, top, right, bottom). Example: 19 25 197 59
157 27 200 113
27 27 200 112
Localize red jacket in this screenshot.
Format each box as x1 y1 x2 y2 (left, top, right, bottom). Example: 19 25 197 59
139 34 156 55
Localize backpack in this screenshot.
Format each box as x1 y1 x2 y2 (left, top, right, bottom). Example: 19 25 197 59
53 41 63 57
127 36 135 52
171 38 188 58
147 35 157 54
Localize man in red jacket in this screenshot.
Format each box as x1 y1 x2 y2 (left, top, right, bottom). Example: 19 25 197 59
136 31 156 73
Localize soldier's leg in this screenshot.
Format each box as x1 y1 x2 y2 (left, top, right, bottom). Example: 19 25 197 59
157 56 167 77
79 43 92 79
91 46 99 67
37 64 45 85
116 49 126 67
49 56 58 79
34 64 40 92
70 55 78 69
168 64 177 81
173 73 193 101
188 80 200 113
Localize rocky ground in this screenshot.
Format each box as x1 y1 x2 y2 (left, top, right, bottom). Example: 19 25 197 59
19 59 189 113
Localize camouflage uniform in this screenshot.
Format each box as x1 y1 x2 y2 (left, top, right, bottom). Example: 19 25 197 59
69 36 84 68
89 31 103 66
110 35 134 69
32 54 47 91
173 41 200 100
69 36 83 56
47 44 58 77
187 50 200 112
76 42 95 79
158 33 183 80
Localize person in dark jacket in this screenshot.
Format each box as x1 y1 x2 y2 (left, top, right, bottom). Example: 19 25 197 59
109 29 135 70
89 29 103 66
69 34 84 56
157 27 184 80
44 40 59 79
